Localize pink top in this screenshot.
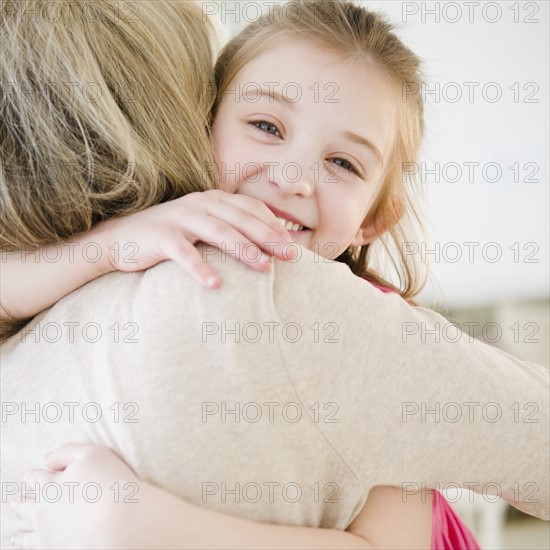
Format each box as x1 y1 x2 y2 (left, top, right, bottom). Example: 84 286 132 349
432 490 480 549
365 279 395 294
364 277 481 549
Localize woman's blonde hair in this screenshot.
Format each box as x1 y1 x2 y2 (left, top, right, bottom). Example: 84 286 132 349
1 0 217 252
1 0 218 337
213 0 428 301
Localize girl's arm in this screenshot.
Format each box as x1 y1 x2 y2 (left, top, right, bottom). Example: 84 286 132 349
1 190 293 323
1 222 115 322
12 444 432 550
178 485 432 550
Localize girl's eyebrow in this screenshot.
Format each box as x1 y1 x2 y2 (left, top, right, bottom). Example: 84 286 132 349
341 130 383 167
240 88 297 110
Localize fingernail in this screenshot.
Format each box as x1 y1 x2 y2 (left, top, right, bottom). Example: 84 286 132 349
206 276 219 288
284 246 297 260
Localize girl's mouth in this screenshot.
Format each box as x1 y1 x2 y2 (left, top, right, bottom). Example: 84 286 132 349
275 217 310 232
264 203 310 232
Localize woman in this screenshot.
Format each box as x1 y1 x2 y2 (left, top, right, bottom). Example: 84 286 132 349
1 1 547 548
2 2 435 548
1 0 218 337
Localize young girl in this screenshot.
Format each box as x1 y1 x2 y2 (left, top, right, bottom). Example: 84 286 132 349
6 1 479 548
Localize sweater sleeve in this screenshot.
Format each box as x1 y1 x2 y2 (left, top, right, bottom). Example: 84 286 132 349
268 248 549 520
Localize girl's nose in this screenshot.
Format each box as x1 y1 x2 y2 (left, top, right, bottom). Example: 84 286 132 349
267 161 314 198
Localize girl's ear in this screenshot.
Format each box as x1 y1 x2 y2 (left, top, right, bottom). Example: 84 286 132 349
350 219 386 247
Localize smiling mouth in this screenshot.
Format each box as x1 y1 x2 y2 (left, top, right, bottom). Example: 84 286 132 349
275 217 310 232
263 202 311 231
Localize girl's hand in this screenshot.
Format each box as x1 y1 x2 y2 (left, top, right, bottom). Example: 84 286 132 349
0 190 294 325
101 190 296 288
10 443 192 550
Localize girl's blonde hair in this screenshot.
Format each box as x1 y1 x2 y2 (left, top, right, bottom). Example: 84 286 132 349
213 0 427 301
1 0 217 253
1 0 218 338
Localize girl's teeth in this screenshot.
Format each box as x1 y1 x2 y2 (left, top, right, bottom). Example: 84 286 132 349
276 217 304 231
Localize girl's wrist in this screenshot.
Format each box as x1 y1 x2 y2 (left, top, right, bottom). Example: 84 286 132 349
84 219 119 275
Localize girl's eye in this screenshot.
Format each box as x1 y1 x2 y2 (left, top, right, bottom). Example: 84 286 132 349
250 120 281 137
329 157 360 176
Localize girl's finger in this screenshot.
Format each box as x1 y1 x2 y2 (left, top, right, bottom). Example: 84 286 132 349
194 218 280 272
10 530 39 550
21 469 54 488
221 193 292 236
43 442 93 471
163 238 222 289
219 195 296 246
11 497 36 523
201 206 296 261
209 203 292 257
179 214 276 272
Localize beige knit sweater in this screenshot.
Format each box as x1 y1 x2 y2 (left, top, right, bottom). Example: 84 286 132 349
1 246 548 547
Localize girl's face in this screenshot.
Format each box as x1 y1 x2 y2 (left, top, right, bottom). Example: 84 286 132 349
212 40 396 259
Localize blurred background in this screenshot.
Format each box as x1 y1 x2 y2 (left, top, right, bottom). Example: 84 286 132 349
204 1 549 547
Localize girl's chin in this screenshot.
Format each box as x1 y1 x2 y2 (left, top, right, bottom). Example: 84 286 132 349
287 229 310 246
